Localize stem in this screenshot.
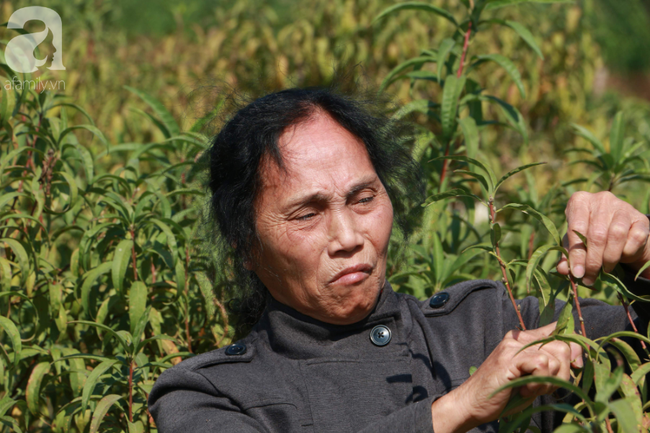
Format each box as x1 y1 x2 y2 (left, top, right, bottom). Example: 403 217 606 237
456 21 473 78
617 293 647 351
438 140 452 192
128 359 134 423
527 230 535 260
130 227 138 281
569 276 587 338
490 198 526 330
185 245 193 353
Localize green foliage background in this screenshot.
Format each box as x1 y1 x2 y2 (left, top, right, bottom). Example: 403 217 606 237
1 0 650 431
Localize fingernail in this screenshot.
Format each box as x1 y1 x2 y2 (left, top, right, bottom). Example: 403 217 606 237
583 278 593 287
573 265 585 279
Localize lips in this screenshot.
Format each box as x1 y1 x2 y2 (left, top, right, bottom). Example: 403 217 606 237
329 263 373 285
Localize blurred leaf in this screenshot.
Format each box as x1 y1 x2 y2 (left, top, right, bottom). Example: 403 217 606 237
125 86 180 138
441 74 467 141
0 316 21 367
485 0 573 10
90 394 123 433
372 2 458 26
474 54 525 98
26 362 50 415
82 359 119 414
609 112 625 164
129 281 148 336
458 117 479 159
494 162 546 193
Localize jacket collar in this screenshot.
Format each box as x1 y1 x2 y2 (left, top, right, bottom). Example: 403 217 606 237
253 280 410 359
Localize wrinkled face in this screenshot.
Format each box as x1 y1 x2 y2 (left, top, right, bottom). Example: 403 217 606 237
248 110 394 325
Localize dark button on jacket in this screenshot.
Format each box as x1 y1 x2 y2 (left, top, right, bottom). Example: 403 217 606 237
149 270 650 433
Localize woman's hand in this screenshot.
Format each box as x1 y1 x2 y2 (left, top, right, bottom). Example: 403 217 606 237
430 322 583 433
556 191 650 285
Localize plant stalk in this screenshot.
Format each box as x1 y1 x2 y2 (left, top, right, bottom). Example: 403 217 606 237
617 293 647 351
489 198 526 330
569 276 587 337
128 359 134 423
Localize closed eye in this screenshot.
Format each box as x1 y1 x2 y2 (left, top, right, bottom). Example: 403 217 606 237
296 213 316 221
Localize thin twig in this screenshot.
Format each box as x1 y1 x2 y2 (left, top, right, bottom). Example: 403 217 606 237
569 276 587 338
456 21 473 78
490 198 526 330
617 293 647 351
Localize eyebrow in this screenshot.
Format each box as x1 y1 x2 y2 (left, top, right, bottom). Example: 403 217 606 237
283 175 379 211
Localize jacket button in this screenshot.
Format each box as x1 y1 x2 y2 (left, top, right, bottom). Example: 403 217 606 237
370 325 392 347
225 343 247 356
429 292 449 309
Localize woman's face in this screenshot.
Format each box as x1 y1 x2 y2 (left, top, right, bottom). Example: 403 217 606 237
249 110 394 325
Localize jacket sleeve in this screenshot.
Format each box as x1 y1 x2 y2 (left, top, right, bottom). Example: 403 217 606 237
148 366 269 433
149 362 437 433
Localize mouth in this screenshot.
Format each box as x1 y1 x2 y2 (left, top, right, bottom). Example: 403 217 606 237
329 263 373 285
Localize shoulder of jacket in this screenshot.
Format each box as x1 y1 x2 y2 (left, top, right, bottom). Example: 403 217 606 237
174 335 258 372
419 279 500 317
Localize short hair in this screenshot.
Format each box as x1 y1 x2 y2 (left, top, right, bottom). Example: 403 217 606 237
199 84 425 337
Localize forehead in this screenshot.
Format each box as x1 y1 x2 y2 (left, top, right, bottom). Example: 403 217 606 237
258 110 377 192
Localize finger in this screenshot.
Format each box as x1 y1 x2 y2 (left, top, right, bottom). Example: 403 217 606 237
510 322 557 345
569 342 584 369
557 233 570 275
602 210 632 273
515 352 557 397
583 208 613 286
565 193 589 279
622 218 650 262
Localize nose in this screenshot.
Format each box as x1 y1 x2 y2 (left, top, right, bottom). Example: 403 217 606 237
327 208 364 256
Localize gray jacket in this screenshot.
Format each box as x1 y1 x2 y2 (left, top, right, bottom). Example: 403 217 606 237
148 269 650 433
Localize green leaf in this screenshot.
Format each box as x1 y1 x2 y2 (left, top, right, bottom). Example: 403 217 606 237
608 397 640 433
379 56 437 92
475 54 525 98
59 125 109 152
458 117 479 159
129 281 148 336
441 74 467 141
80 262 113 319
453 170 490 194
572 230 588 250
485 0 573 10
437 38 456 83
499 203 562 246
609 111 625 164
392 99 438 120
125 86 180 138
596 366 623 403
429 155 496 190
0 316 21 367
111 239 133 295
572 124 606 154
422 188 473 206
26 362 50 415
195 272 216 320
490 375 593 413
554 300 574 336
372 2 458 26
81 359 119 414
0 238 29 286
68 321 130 352
90 394 123 433
481 96 529 145
601 270 650 303
504 20 544 59
494 162 546 193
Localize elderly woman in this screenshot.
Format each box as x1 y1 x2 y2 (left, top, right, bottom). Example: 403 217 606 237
148 87 650 432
